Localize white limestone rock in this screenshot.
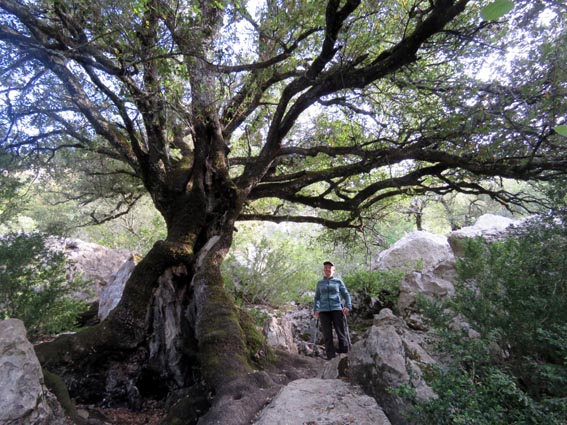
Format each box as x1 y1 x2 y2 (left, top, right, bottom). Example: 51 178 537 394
0 319 71 425
253 378 391 425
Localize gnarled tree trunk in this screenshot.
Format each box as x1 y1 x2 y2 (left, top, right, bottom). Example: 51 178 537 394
35 184 263 421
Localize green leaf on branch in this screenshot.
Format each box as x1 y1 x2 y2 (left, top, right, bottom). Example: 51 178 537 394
554 125 567 137
481 0 515 21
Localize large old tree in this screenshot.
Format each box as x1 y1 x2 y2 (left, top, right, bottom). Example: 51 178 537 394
1 0 566 422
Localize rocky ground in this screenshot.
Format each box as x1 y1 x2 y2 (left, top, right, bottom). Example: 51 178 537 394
76 405 165 425
74 350 327 425
6 216 523 424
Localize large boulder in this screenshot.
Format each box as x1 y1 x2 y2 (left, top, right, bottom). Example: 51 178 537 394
373 231 456 314
263 315 298 354
252 378 391 425
448 214 523 257
349 309 436 425
98 256 138 321
46 237 133 304
44 237 136 322
0 319 72 425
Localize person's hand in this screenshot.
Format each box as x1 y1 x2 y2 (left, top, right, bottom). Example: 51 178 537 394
342 307 350 315
314 310 319 318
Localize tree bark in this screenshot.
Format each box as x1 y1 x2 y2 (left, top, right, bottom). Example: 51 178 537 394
35 196 260 412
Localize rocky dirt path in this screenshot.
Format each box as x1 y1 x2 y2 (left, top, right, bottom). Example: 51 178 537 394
75 350 389 425
250 353 391 425
252 377 390 425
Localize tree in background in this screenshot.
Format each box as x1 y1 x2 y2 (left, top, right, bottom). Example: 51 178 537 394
0 151 33 230
0 0 566 422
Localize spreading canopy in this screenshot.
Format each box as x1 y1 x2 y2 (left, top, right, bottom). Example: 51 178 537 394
1 0 566 230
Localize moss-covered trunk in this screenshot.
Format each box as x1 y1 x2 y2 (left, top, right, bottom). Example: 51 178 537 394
35 197 261 415
191 235 252 389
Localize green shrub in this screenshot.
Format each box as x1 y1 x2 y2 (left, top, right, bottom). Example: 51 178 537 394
247 307 271 328
411 216 567 424
222 235 320 306
0 233 88 338
344 269 403 311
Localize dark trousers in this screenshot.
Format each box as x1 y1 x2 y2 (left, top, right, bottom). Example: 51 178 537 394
319 310 349 359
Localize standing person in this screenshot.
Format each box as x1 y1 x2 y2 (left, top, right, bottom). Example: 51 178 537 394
313 261 352 360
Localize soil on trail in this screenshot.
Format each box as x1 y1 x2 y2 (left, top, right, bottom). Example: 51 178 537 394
268 349 327 382
76 405 166 425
